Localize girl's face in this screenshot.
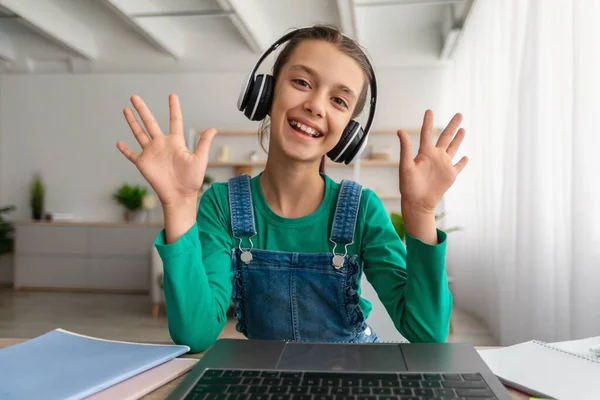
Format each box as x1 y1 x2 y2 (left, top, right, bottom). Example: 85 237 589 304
269 40 365 164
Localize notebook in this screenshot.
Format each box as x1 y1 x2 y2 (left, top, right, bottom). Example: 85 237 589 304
478 337 600 400
0 328 190 400
86 358 198 400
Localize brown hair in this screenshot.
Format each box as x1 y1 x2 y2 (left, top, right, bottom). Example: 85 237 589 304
258 24 373 152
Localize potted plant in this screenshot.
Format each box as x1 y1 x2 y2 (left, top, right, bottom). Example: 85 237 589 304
202 175 214 193
30 173 45 221
0 205 16 281
112 183 148 222
390 211 462 242
0 205 16 255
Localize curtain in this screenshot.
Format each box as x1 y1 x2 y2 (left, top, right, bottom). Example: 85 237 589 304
444 0 600 345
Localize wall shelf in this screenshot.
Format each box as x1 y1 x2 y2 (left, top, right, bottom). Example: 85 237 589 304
378 194 402 200
207 160 398 168
357 160 398 167
198 128 411 210
207 161 265 167
194 128 441 136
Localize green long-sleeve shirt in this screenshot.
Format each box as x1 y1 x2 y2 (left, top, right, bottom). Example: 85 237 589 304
155 173 452 352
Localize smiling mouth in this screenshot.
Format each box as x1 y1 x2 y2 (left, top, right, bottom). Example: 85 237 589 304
288 119 323 138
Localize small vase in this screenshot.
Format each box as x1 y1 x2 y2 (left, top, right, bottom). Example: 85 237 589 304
32 208 44 221
123 210 140 223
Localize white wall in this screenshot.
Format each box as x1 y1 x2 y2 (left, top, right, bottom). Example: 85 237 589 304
0 67 451 222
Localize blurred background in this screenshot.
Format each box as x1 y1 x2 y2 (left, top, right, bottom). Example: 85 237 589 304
0 0 598 348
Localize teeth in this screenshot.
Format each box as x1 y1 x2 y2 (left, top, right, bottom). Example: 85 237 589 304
290 120 321 138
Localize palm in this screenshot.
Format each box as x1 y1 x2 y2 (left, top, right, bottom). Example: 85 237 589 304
134 135 206 205
397 110 468 212
116 94 217 207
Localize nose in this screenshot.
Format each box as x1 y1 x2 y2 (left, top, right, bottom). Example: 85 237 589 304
303 91 326 118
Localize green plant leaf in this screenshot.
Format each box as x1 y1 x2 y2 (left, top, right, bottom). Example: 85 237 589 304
442 226 463 233
203 175 214 185
30 174 45 207
113 183 148 210
0 204 16 254
390 211 463 241
390 212 405 241
0 205 16 214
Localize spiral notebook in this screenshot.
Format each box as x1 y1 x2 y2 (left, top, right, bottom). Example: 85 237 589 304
478 336 600 400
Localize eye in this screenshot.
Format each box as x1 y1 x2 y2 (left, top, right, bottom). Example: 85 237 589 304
292 79 311 88
332 97 348 108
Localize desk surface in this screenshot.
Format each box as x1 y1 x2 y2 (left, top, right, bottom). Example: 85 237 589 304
0 338 528 400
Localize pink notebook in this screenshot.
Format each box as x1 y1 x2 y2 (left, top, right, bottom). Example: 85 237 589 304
86 358 198 400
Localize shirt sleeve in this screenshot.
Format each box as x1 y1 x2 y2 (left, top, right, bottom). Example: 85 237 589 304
360 190 452 343
154 184 234 352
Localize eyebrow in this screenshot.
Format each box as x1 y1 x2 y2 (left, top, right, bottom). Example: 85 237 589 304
290 64 357 100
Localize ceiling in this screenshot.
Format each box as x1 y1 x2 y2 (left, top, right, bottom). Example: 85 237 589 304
0 0 474 74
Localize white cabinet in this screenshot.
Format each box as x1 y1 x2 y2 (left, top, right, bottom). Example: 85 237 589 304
13 221 163 293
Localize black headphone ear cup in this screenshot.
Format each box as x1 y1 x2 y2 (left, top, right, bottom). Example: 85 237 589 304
243 74 273 121
327 120 365 164
345 128 368 163
256 75 273 120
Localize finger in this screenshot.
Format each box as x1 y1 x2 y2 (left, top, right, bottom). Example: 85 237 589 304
169 94 183 135
437 112 463 149
419 109 434 149
116 141 139 164
130 95 163 138
123 107 150 148
454 156 469 174
446 128 466 158
397 129 414 169
194 128 218 159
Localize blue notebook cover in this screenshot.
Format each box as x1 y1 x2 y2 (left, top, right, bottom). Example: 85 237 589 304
0 328 190 400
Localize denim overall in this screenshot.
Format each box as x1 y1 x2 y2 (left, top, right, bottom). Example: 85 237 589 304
228 174 380 343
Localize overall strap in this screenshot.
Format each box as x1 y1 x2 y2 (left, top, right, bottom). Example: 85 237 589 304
330 179 363 245
228 174 257 238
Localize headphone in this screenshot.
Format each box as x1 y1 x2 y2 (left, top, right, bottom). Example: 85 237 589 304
237 27 378 165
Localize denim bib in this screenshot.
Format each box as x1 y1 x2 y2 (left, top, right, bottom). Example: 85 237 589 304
228 174 379 343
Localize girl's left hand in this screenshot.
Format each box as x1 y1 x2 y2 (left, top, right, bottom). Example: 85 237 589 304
397 110 469 214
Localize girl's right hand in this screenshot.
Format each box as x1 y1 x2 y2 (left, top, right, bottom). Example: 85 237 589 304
116 94 217 208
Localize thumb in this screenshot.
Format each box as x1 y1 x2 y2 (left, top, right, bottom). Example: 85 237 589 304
397 130 413 168
194 128 218 159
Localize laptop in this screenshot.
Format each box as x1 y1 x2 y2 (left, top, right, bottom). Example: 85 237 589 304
166 339 512 400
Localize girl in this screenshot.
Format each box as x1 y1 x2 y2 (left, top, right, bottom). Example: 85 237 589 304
117 25 468 353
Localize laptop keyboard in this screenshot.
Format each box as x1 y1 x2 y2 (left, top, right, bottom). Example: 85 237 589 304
185 369 499 400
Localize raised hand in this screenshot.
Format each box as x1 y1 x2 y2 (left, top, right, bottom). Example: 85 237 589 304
396 110 468 214
116 94 217 207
